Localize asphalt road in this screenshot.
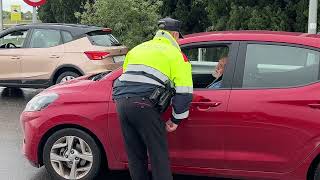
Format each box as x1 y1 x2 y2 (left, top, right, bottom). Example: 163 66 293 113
0 87 233 180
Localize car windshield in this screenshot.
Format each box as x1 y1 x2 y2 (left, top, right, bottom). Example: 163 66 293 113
0 30 28 48
87 31 121 47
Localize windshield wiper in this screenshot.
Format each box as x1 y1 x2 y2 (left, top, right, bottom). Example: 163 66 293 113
91 71 110 81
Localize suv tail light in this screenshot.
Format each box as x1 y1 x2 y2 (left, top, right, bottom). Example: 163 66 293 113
102 28 112 33
85 51 110 60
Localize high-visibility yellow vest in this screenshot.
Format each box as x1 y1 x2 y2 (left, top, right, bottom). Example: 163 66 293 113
119 30 193 122
121 30 193 94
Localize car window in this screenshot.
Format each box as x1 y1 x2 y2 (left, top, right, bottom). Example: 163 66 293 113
87 30 120 47
242 44 320 88
184 46 229 63
62 31 73 43
183 46 230 88
30 29 62 48
0 30 28 48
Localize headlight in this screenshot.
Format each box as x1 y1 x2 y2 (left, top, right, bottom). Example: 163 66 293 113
24 93 59 112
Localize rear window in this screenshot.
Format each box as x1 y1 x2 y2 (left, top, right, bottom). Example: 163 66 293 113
87 31 120 47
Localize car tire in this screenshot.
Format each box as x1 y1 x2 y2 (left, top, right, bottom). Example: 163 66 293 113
55 71 80 84
43 128 101 180
313 163 320 180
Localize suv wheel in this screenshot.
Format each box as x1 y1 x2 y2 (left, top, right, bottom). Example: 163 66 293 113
56 72 80 84
43 128 101 180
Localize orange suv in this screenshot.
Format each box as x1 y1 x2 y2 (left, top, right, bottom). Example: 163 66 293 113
0 23 128 88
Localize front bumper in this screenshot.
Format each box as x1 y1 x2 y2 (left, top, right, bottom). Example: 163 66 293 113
20 111 44 168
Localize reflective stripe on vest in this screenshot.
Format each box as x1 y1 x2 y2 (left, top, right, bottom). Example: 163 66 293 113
172 108 189 119
118 74 165 87
175 86 193 94
125 64 169 84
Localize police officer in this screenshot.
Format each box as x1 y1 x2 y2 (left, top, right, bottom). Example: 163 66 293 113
112 17 193 180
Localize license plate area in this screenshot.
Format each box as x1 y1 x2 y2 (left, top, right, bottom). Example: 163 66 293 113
113 55 125 63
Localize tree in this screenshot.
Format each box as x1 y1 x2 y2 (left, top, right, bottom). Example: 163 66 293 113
77 0 162 48
160 0 209 34
206 1 231 31
292 0 309 32
227 4 251 30
38 0 92 23
161 0 178 17
206 0 310 32
75 0 320 48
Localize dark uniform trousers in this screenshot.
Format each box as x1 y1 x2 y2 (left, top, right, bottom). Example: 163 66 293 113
116 97 173 180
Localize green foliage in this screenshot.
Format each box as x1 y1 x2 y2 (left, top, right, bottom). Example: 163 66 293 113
38 0 92 23
206 0 308 32
77 0 162 49
74 0 319 48
160 0 306 33
173 0 209 34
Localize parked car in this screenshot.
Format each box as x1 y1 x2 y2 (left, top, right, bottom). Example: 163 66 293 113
0 23 127 88
21 31 320 180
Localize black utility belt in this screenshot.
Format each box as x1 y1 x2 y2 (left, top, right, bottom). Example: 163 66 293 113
149 87 175 113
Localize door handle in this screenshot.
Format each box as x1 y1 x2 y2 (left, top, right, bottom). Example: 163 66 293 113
192 102 221 107
192 101 221 111
308 103 320 109
50 55 60 59
11 56 20 60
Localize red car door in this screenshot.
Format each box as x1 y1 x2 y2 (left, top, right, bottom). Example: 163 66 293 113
163 89 228 169
166 42 238 169
225 42 320 173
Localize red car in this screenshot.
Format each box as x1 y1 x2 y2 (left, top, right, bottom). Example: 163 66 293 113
21 31 320 180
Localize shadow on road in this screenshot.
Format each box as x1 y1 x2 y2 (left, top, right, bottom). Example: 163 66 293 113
96 169 236 180
27 168 233 180
27 167 52 180
1 88 25 99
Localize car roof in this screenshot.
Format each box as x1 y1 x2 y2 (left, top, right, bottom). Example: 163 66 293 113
179 30 320 48
1 23 105 37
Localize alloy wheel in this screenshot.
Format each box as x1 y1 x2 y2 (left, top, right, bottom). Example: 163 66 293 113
60 76 76 83
50 136 93 179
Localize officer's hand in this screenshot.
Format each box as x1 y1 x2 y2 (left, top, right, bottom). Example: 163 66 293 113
166 120 178 132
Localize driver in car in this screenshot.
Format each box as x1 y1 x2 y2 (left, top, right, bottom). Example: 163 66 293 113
207 57 227 88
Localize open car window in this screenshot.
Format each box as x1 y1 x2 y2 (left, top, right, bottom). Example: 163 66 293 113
183 46 230 89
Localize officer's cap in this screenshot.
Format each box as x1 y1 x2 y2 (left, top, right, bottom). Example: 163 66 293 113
158 17 183 38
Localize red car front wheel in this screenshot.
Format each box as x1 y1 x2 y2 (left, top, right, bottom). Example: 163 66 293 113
43 128 102 180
